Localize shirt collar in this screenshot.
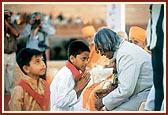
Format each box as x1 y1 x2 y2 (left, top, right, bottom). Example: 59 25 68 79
66 61 83 81
113 40 125 58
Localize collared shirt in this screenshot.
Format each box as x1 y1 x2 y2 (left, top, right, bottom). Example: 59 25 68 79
8 75 49 111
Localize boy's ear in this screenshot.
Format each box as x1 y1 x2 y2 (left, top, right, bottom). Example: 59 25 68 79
23 65 30 74
70 55 75 63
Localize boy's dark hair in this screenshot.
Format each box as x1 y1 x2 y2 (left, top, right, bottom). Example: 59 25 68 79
67 40 90 60
16 48 43 75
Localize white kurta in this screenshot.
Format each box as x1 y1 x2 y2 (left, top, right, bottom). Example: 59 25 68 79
50 66 80 111
103 41 153 111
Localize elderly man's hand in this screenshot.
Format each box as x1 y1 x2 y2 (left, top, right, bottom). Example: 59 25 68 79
94 89 109 99
94 98 104 111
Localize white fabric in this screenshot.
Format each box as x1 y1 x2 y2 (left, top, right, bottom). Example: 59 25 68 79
145 86 165 111
146 4 163 50
144 85 155 110
4 52 16 93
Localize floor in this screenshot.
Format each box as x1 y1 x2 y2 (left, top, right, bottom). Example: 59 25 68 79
4 94 10 111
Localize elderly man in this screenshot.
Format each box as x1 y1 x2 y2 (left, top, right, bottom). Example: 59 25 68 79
93 28 153 111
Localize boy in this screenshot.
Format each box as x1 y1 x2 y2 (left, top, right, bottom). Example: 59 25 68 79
8 48 50 111
50 40 91 111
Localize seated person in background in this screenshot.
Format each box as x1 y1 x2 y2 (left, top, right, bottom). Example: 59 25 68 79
81 25 110 69
117 31 129 41
50 40 91 111
129 26 151 55
8 48 50 111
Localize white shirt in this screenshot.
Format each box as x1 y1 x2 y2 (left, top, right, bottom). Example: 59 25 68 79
50 66 79 111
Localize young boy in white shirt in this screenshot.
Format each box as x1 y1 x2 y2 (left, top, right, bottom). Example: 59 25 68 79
50 40 91 111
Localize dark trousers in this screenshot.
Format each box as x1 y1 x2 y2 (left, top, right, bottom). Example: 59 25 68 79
152 48 164 111
152 4 164 111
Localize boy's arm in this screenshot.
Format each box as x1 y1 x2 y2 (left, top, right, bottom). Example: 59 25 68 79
8 86 24 111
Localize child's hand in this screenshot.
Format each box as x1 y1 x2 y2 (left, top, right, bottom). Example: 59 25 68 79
74 71 91 98
75 71 91 91
82 71 91 78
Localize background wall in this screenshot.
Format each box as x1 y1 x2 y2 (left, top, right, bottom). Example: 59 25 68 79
4 3 150 60
4 3 150 30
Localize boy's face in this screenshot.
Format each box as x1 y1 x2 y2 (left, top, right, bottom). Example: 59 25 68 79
25 55 46 78
71 51 90 72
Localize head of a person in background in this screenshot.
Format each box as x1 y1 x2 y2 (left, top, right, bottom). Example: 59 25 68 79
129 26 146 49
4 9 12 23
67 40 90 72
117 31 128 41
94 28 122 59
16 48 46 77
81 25 96 44
30 12 43 29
